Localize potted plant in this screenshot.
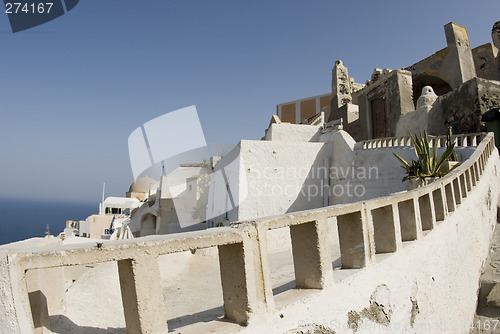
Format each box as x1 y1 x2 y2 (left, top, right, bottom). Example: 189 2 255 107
393 131 456 190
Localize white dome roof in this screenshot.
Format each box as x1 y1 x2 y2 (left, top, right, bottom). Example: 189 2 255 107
129 175 157 193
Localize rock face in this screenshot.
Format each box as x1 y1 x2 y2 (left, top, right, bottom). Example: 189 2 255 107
492 21 500 50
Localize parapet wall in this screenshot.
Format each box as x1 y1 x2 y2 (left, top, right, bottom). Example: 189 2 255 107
0 133 498 334
250 166 498 333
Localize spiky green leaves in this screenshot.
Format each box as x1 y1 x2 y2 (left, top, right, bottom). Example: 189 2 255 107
393 131 456 182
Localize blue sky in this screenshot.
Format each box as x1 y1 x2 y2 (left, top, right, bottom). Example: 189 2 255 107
0 0 499 204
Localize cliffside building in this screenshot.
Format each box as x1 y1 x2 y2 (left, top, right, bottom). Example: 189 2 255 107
277 22 500 141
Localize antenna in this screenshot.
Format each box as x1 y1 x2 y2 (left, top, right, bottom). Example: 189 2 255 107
101 182 106 204
101 182 106 215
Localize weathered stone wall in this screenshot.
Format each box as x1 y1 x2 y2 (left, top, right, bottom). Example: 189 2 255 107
331 60 352 110
472 43 500 81
478 77 500 112
493 21 500 50
356 70 414 140
427 78 500 135
329 60 365 127
405 22 476 97
445 22 477 86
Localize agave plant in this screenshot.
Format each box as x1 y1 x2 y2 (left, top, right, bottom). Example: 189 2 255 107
393 131 456 181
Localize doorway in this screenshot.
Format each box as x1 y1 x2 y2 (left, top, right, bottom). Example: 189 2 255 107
371 97 387 138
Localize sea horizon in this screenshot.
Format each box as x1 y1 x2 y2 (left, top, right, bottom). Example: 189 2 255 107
0 197 97 245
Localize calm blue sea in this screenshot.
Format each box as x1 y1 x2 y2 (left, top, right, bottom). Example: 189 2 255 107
0 198 96 245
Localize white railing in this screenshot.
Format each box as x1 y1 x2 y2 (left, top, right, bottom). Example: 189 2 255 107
360 133 484 149
1 133 496 333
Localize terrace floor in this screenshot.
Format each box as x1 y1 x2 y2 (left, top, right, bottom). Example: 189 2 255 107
48 219 358 334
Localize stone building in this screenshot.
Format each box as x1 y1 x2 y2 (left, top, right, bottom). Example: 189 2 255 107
279 22 500 141
128 163 212 236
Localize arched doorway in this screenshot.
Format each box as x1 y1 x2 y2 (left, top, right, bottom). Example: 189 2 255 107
412 75 452 107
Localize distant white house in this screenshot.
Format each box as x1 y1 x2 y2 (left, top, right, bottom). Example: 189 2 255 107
102 197 141 215
129 163 212 237
65 197 141 240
